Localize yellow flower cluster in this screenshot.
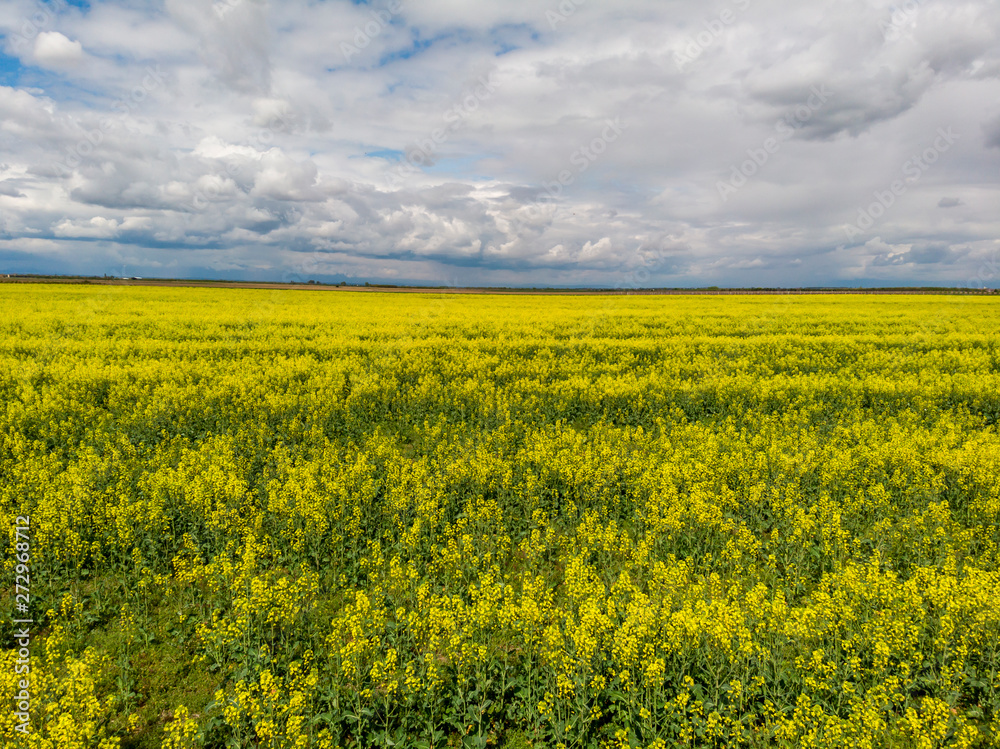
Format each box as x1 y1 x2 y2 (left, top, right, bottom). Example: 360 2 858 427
213 652 323 749
1 286 999 747
0 635 120 749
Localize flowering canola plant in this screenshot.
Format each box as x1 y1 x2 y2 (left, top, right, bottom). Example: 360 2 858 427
1 285 999 747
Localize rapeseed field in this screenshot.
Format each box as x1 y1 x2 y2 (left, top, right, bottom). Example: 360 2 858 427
1 285 999 748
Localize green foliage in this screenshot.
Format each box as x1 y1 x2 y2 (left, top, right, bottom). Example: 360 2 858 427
1 287 999 748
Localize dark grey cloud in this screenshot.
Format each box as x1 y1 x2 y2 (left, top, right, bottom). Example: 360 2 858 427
0 181 26 197
985 114 1000 148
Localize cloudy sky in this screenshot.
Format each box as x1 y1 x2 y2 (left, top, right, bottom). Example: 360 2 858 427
1 0 998 287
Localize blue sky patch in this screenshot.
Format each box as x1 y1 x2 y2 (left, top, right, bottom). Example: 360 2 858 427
0 51 23 86
364 148 406 161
